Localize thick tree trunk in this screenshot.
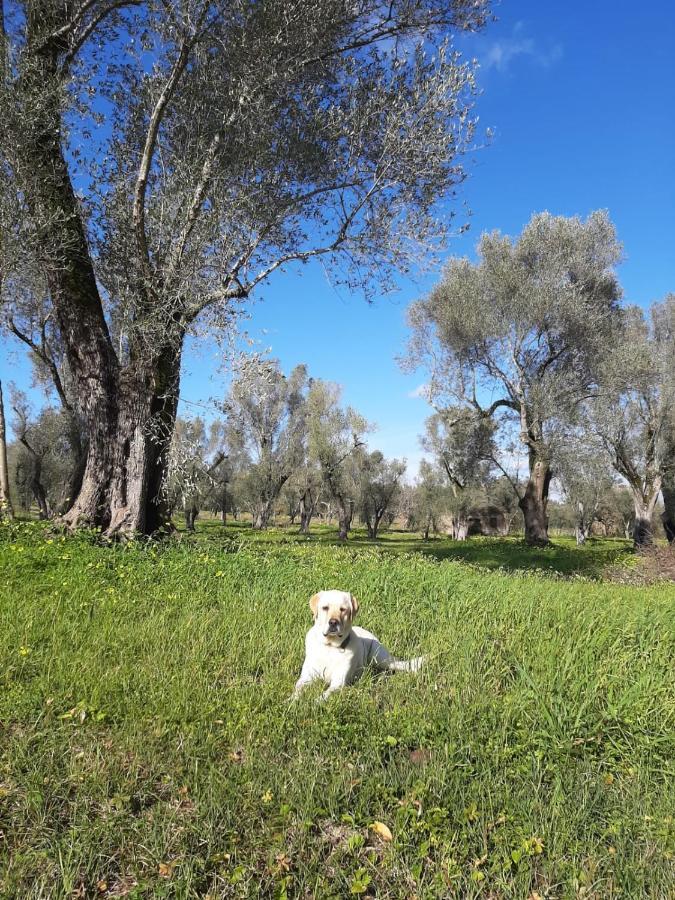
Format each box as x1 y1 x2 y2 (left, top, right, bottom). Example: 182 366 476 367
184 503 199 532
519 457 551 546
14 60 121 527
298 492 315 534
337 499 353 540
631 486 661 547
253 499 275 529
60 346 181 537
662 476 675 544
0 381 14 520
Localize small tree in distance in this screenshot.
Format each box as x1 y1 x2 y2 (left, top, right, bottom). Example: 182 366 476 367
307 381 370 540
421 409 495 540
225 361 309 530
357 450 406 539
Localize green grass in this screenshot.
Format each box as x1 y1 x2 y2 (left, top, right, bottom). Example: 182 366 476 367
195 518 638 579
1 520 673 898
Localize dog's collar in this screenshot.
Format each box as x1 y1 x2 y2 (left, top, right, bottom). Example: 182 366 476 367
338 632 351 650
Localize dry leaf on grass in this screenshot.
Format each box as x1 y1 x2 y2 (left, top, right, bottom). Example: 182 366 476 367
369 821 393 842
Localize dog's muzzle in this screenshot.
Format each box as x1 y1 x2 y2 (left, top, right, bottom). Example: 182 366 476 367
326 618 341 635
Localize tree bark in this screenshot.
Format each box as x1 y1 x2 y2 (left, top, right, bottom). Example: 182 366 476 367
519 456 551 546
252 499 275 529
0 381 15 520
662 475 675 544
631 486 661 547
337 498 354 540
18 440 51 519
184 503 199 532
220 485 227 525
59 346 181 537
298 491 315 534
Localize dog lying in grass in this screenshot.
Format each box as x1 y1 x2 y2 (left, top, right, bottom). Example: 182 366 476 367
293 590 424 701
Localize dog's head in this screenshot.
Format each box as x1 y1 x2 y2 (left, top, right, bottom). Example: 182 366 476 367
309 590 359 640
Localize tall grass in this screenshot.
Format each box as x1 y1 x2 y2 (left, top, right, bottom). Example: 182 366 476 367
1 521 673 898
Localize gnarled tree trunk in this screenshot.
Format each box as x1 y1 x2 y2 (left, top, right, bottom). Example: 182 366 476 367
298 490 317 534
662 475 675 544
60 347 181 537
630 483 661 547
519 455 551 546
336 496 354 540
184 503 199 532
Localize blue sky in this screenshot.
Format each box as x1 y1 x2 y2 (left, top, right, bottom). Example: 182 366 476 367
2 0 674 476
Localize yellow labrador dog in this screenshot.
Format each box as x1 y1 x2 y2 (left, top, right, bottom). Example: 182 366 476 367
293 590 424 701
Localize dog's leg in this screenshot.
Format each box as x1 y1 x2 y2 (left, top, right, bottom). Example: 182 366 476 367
370 641 425 675
291 669 321 700
319 676 348 702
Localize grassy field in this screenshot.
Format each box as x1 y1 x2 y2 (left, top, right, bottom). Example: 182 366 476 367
1 520 673 898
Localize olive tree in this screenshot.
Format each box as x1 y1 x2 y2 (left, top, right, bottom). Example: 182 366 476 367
1 288 87 513
407 460 450 539
407 211 622 545
555 438 616 544
590 297 675 546
307 380 369 540
166 417 226 530
0 0 489 537
421 408 494 540
357 450 406 539
9 387 78 517
225 361 309 529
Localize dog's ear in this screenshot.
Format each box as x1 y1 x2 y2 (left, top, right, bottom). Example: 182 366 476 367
309 593 321 620
349 593 359 619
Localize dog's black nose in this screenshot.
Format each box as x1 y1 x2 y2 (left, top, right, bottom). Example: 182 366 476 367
328 618 340 628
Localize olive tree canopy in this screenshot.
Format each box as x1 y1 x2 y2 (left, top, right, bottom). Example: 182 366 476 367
0 0 490 536
589 296 675 545
407 210 623 545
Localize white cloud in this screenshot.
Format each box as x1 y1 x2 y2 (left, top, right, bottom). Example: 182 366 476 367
479 23 563 73
407 383 429 399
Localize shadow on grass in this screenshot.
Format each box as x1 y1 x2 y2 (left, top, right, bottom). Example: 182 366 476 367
187 518 634 579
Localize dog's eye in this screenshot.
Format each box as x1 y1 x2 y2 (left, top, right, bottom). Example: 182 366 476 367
322 606 329 611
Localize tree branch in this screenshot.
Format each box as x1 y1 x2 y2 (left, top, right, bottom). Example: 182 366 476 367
7 317 74 415
133 38 192 286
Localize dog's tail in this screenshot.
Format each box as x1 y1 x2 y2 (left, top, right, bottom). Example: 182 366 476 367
387 655 425 674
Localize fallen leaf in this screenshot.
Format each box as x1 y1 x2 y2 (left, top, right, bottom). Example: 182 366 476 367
158 862 176 878
369 821 393 842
